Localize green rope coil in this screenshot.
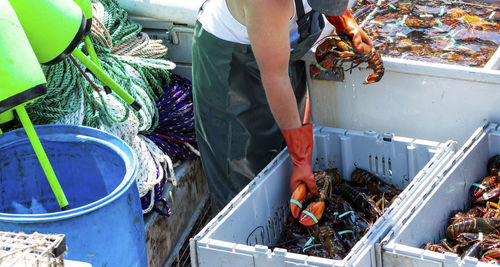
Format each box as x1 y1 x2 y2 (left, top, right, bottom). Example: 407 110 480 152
27 59 86 125
22 0 172 134
92 0 142 46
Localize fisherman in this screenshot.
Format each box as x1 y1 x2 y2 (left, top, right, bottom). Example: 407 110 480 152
192 0 373 213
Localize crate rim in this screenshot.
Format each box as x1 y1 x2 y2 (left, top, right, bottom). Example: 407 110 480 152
191 124 457 267
379 120 500 267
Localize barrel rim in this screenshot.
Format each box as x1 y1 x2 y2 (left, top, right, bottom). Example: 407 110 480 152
0 124 138 222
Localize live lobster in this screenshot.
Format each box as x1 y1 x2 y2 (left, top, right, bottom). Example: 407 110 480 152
281 167 401 259
311 34 385 84
290 169 340 226
423 155 500 262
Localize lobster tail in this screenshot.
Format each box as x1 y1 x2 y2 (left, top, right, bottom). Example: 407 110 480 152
363 49 385 84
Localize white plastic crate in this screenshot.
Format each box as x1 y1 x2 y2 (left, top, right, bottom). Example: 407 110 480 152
380 121 500 267
190 125 456 267
307 1 500 146
306 55 500 147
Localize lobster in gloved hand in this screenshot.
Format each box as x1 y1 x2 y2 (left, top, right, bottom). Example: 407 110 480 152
290 169 341 226
312 9 384 84
283 124 318 224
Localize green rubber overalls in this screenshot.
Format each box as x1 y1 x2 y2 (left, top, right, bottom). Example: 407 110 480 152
192 0 325 213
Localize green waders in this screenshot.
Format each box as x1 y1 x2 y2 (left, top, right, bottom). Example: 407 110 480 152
192 2 325 213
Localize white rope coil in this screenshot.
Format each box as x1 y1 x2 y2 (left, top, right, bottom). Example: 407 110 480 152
54 89 86 126
91 2 113 49
97 89 177 214
49 1 181 214
91 2 169 59
118 55 176 71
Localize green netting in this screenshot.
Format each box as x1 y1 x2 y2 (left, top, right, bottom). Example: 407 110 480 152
23 0 172 134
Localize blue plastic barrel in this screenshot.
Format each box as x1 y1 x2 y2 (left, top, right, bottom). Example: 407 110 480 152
0 125 147 266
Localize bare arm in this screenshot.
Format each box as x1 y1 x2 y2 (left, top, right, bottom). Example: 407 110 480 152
243 0 301 131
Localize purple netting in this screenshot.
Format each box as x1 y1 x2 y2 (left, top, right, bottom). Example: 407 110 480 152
141 74 199 213
145 74 198 162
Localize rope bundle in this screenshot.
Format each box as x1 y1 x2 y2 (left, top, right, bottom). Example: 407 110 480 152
113 32 168 59
88 0 180 214
20 0 198 214
91 1 168 59
141 74 200 212
91 0 142 48
145 74 199 163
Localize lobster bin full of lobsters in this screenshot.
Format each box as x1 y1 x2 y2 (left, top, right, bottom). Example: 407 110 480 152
380 121 500 267
190 125 456 267
307 0 500 146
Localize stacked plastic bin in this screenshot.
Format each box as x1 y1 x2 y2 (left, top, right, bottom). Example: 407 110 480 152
380 121 500 267
190 125 456 267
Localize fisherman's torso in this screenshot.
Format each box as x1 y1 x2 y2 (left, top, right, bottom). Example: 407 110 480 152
197 0 313 49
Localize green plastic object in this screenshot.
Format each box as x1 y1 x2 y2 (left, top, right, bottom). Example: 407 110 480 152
0 1 70 211
8 0 86 65
73 0 94 43
73 0 93 21
0 1 47 113
83 36 102 68
74 0 92 34
16 105 70 210
73 0 101 67
72 49 142 111
10 0 140 111
0 112 14 125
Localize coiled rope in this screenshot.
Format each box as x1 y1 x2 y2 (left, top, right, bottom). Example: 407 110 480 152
145 74 199 163
91 0 168 59
22 0 198 214
89 0 180 214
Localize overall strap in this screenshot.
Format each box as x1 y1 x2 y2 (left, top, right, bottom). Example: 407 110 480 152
294 0 314 43
198 0 209 14
294 0 306 21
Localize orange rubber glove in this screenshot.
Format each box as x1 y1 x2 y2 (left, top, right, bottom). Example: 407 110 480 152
325 9 373 54
282 124 318 198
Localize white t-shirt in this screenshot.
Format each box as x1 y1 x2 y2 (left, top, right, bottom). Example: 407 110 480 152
197 0 313 49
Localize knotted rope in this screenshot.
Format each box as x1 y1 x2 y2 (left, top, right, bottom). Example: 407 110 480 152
145 74 199 163
21 0 195 214
91 1 168 59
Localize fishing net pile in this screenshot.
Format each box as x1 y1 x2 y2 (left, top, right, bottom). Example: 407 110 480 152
19 0 198 215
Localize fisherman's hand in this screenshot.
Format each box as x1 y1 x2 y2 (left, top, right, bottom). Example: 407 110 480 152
350 27 373 54
326 9 373 53
282 124 318 218
290 171 317 200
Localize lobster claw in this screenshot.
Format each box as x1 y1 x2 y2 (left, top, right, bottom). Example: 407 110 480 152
290 183 307 218
291 170 337 225
483 249 500 259
299 199 325 226
472 185 500 203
